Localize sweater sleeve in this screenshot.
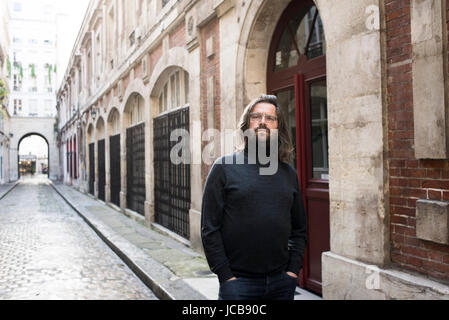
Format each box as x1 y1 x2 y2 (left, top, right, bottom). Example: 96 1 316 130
201 161 234 283
286 173 308 275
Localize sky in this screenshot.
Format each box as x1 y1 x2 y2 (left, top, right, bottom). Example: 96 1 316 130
16 0 89 157
55 0 90 88
19 135 48 157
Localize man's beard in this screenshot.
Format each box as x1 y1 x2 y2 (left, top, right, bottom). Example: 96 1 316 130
243 126 279 174
246 126 274 160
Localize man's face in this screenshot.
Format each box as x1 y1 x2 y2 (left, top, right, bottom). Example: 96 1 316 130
249 102 279 141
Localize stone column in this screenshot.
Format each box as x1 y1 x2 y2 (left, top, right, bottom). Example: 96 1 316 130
316 0 390 299
218 1 237 138
188 47 203 252
9 144 18 181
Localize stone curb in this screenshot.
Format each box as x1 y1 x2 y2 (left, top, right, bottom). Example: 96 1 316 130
0 181 20 201
50 182 207 300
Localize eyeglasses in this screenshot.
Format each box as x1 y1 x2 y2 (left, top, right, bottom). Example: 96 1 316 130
249 112 278 124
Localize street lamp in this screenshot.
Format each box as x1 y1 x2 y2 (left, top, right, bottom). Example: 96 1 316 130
91 107 97 121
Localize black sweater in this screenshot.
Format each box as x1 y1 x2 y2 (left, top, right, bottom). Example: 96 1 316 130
201 150 307 283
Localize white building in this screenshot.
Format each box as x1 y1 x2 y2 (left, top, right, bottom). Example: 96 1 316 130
7 0 58 118
0 0 11 184
0 0 9 81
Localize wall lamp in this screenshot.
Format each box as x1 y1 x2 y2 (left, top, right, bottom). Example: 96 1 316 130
91 107 97 121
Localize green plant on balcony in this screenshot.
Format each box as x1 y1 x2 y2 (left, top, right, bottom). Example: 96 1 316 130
0 79 8 103
15 62 23 81
7 56 11 78
47 64 52 84
46 64 56 84
29 64 36 78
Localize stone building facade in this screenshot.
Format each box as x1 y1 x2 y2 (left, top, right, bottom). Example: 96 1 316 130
0 0 11 185
57 0 449 299
7 0 59 118
0 107 11 184
4 0 61 181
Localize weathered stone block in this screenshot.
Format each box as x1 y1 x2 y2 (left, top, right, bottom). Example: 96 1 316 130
206 36 215 58
416 199 449 245
189 208 203 254
322 251 449 300
411 0 448 159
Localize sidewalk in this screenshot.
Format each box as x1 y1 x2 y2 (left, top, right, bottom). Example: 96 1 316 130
0 182 18 200
51 182 322 301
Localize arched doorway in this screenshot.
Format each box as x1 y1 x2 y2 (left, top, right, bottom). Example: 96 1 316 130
124 93 146 215
65 134 79 184
152 67 191 239
18 133 49 179
87 124 95 196
96 117 106 201
267 0 328 295
108 108 121 207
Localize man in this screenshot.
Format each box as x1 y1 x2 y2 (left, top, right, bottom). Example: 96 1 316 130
201 94 307 300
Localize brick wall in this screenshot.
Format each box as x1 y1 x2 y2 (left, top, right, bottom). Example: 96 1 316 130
123 73 130 92
134 60 143 79
149 44 163 74
386 0 449 282
200 18 221 188
169 21 186 49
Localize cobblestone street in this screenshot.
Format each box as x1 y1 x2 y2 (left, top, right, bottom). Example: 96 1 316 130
0 176 158 300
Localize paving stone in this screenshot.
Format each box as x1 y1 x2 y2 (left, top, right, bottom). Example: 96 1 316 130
0 177 157 300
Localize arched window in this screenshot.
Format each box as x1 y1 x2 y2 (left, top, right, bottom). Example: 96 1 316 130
109 108 120 135
273 5 325 72
158 68 189 114
153 67 191 239
125 93 146 215
267 0 328 295
108 108 121 208
129 93 144 125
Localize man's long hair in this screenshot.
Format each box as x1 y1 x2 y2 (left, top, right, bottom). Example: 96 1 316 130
237 94 294 163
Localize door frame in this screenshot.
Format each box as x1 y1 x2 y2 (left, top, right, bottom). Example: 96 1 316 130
267 0 328 295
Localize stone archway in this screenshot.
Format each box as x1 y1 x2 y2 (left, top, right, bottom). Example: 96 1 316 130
17 133 49 178
123 93 146 216
107 107 121 207
9 117 60 181
150 66 192 240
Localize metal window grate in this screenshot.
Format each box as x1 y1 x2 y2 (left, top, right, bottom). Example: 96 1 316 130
126 123 146 215
154 106 191 239
98 139 106 201
109 134 121 207
89 143 95 195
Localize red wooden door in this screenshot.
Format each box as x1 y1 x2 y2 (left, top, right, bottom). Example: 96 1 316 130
267 0 329 295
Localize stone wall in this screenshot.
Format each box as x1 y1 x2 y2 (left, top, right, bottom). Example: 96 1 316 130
200 17 221 188
8 117 60 181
